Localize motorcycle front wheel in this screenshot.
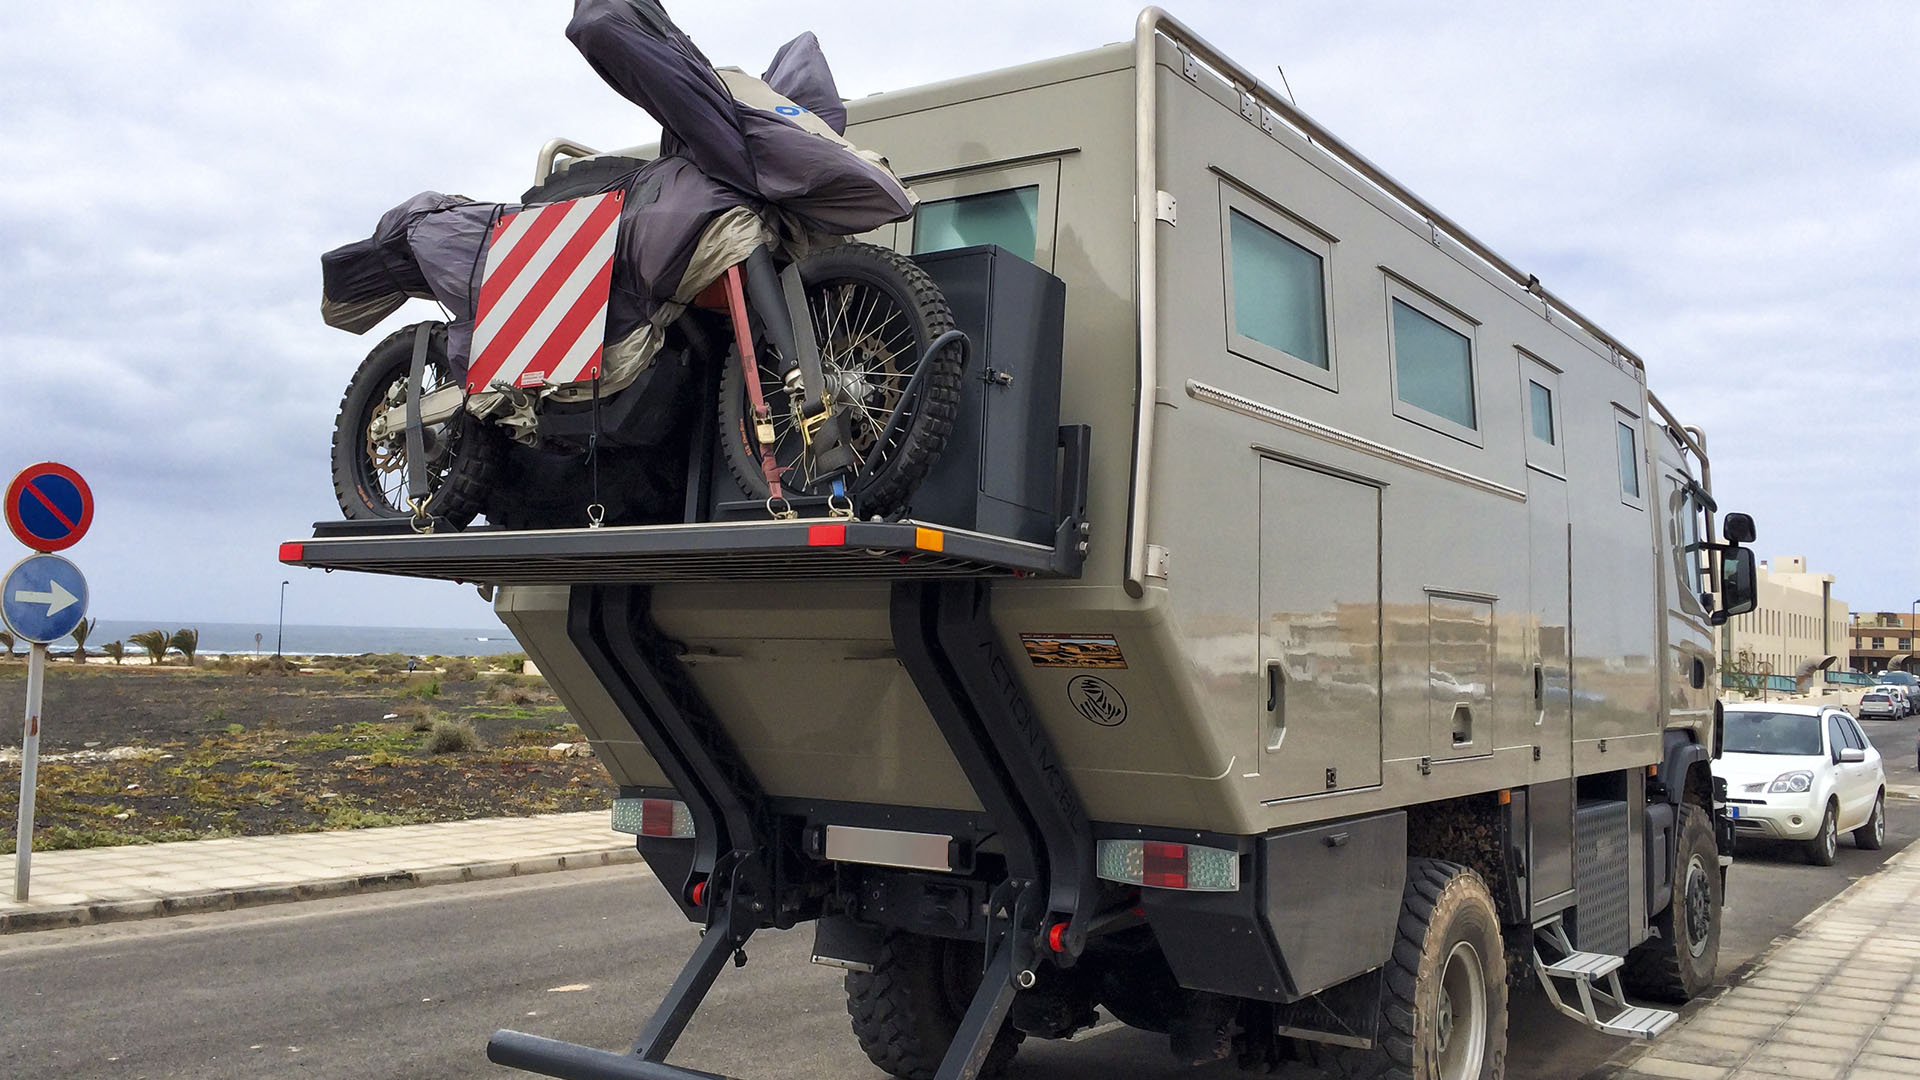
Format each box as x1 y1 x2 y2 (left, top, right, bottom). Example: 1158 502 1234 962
716 242 964 518
330 321 499 528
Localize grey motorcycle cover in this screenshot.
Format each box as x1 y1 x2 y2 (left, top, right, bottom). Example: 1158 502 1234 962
321 0 914 392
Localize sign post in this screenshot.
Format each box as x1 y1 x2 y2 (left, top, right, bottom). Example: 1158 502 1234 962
15 642 46 902
4 462 94 903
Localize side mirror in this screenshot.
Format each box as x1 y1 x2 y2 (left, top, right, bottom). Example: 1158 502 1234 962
1838 747 1866 764
1723 511 1756 544
1711 545 1757 625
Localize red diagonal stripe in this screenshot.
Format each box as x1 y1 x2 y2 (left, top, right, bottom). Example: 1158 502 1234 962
25 480 77 530
472 203 572 322
470 194 624 383
527 254 615 381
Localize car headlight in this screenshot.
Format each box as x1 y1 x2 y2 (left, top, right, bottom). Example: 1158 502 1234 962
1769 771 1814 793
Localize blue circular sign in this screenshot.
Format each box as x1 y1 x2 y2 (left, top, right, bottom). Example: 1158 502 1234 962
1 553 90 644
6 462 93 552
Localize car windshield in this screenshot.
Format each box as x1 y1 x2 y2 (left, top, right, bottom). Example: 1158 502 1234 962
1722 711 1823 755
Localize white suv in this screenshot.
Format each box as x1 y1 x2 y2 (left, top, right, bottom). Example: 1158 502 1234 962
1718 703 1887 865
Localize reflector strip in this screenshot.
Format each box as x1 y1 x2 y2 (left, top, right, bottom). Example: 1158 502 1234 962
466 191 623 393
612 797 694 838
808 524 847 546
1096 838 1240 892
278 542 305 563
915 527 945 552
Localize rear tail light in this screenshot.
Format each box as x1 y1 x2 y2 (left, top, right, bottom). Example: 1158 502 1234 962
612 797 695 838
1096 839 1240 892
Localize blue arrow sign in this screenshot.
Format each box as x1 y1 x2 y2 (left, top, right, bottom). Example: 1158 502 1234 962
1 554 89 645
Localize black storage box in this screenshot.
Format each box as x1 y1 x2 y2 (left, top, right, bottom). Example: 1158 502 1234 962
706 245 1066 546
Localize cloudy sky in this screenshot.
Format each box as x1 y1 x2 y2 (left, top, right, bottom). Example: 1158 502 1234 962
2 1 1914 630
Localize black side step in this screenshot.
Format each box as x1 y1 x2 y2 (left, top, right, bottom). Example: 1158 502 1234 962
487 580 1095 1080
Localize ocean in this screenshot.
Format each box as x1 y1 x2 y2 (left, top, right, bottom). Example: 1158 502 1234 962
58 620 523 658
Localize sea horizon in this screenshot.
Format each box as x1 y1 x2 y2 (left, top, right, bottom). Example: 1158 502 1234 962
39 619 523 658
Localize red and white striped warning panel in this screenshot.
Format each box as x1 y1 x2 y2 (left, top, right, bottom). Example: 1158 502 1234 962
465 191 624 394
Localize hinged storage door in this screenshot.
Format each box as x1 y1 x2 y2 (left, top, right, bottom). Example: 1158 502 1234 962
1257 458 1382 799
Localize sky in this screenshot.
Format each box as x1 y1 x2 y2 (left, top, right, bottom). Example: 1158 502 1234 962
2 1 1915 629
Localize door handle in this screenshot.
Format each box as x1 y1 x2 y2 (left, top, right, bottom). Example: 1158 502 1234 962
1264 659 1286 753
1533 663 1545 726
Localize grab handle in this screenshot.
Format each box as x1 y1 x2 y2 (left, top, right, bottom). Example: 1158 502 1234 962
1264 659 1286 752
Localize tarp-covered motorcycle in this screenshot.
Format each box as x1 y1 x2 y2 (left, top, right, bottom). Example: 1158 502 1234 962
319 0 963 530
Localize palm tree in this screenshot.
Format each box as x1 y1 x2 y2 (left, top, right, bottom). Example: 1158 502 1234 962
0 628 14 658
70 617 98 663
102 640 126 665
129 629 170 665
170 628 200 667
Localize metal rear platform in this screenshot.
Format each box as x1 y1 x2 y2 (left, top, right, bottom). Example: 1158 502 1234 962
283 517 1080 584
284 425 1090 587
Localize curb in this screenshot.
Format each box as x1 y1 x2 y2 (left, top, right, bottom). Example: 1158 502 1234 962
1594 838 1920 1078
0 845 644 935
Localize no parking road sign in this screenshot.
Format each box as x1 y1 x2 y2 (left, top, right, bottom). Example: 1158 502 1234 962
6 462 93 553
1 553 90 644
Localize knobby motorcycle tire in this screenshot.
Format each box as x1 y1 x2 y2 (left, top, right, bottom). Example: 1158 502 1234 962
330 321 499 529
716 242 963 518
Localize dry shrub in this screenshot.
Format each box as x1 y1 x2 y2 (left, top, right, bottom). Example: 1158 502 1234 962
423 718 479 754
442 659 479 682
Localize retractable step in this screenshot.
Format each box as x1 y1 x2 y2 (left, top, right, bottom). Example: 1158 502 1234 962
1532 917 1678 1042
1598 1006 1678 1041
1540 950 1623 980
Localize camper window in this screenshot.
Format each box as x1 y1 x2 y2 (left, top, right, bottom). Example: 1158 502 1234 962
1528 381 1555 445
1616 420 1642 501
1388 292 1481 445
914 186 1041 262
1219 188 1337 391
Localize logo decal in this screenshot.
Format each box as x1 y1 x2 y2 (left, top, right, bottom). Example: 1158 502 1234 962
1067 676 1128 727
1021 633 1127 669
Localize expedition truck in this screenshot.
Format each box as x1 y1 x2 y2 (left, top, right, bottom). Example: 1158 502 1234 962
284 9 1760 1079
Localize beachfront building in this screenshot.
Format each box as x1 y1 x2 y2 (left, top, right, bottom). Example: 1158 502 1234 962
1722 556 1850 678
1848 611 1917 674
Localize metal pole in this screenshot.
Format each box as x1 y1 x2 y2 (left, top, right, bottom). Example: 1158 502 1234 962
276 580 289 658
14 641 46 902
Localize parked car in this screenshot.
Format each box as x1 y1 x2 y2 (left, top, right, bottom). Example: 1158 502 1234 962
1871 685 1915 717
1718 703 1886 865
1874 669 1920 708
1860 692 1903 720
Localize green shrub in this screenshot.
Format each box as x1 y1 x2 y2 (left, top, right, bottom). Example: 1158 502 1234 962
423 718 479 754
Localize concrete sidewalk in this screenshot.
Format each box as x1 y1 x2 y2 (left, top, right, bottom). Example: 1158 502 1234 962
0 811 641 933
1613 843 1920 1080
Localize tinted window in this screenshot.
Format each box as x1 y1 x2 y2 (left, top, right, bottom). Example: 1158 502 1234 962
1392 299 1475 429
1617 422 1641 498
914 186 1040 261
1827 715 1848 757
1528 381 1554 444
1721 711 1822 756
1844 716 1871 750
1228 210 1329 369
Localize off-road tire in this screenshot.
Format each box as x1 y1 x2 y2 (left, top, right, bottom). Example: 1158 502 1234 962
330 321 497 528
845 931 1022 1080
719 243 962 517
1311 859 1507 1080
1804 801 1840 866
1623 804 1721 1003
1854 790 1886 851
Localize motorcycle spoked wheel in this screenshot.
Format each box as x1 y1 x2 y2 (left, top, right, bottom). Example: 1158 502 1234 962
330 321 500 528
716 243 963 518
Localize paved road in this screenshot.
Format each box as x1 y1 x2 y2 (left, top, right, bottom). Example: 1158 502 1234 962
3 720 1914 1080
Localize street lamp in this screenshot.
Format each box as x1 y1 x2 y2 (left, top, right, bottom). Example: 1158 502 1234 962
277 580 290 658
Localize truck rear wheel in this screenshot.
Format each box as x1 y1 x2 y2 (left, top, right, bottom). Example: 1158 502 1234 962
844 931 1022 1080
1313 859 1507 1080
1623 803 1721 1003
